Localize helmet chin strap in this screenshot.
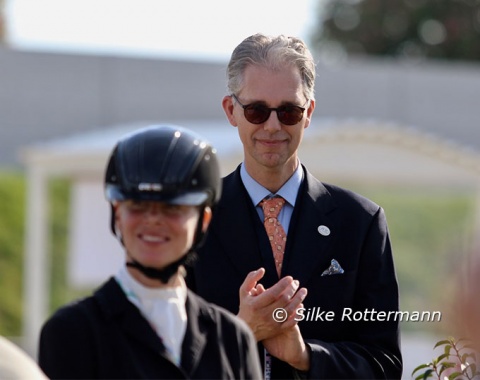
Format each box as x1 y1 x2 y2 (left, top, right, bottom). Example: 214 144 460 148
126 254 192 284
124 207 205 284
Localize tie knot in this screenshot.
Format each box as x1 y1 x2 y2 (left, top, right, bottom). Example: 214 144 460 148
260 197 285 219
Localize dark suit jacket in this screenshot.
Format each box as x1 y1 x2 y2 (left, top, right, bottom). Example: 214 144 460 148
187 165 402 379
39 277 262 379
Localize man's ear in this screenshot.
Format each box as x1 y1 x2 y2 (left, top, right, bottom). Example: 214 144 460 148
202 207 213 232
222 95 237 127
304 98 316 130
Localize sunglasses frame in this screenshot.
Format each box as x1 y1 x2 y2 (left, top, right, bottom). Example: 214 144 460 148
231 94 308 126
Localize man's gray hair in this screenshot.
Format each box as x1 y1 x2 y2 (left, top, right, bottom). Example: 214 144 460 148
226 33 316 101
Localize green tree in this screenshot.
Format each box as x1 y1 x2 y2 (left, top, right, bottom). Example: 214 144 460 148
0 0 5 43
311 0 480 62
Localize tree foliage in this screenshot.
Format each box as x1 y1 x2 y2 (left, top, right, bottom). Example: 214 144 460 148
412 337 480 380
311 0 480 62
0 0 5 43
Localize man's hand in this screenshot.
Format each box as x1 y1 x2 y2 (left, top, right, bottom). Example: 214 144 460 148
237 268 307 341
262 324 311 372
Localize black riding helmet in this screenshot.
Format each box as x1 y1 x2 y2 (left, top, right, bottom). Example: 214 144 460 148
104 125 221 283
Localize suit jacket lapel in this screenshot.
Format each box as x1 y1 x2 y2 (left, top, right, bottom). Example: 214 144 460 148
211 168 271 280
282 169 338 286
94 278 167 355
180 292 209 376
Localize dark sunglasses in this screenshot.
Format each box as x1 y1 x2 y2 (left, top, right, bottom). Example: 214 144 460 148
231 94 308 125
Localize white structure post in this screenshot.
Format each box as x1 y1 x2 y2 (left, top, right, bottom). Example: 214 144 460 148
23 163 50 357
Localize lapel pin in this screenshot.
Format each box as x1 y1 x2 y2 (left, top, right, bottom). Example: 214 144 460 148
318 225 330 236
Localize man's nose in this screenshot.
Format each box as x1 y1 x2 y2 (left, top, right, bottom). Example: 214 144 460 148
263 111 282 132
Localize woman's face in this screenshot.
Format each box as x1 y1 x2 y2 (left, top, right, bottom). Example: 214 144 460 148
114 200 210 271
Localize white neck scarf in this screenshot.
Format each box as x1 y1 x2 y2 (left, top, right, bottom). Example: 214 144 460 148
115 266 188 365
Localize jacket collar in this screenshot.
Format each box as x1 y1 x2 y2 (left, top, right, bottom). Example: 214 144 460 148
94 279 211 376
94 278 168 354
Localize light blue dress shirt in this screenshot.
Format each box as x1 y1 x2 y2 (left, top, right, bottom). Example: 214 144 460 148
239 162 303 234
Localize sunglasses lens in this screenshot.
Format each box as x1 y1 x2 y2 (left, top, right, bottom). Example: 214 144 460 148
241 101 306 125
244 104 270 124
277 106 304 125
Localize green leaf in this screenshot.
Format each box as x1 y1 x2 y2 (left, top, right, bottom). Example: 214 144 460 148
414 369 434 380
422 369 433 379
439 362 456 375
434 353 448 364
434 340 452 349
447 371 463 380
460 352 475 363
444 344 451 356
469 363 477 376
412 363 431 376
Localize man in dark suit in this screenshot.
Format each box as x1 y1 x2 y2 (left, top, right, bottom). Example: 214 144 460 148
187 33 402 379
39 126 262 379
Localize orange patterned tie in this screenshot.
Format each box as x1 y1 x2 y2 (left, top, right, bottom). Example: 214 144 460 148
260 197 287 277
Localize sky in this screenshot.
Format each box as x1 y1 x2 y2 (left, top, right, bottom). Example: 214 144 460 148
4 0 322 61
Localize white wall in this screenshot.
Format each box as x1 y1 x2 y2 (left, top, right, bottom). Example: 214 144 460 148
68 179 123 287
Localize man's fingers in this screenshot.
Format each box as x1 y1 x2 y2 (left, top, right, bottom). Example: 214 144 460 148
250 276 298 309
255 283 266 294
289 287 308 309
239 268 265 297
265 277 299 304
282 288 308 323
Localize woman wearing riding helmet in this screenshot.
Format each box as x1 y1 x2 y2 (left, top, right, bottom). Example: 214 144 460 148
39 125 262 379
